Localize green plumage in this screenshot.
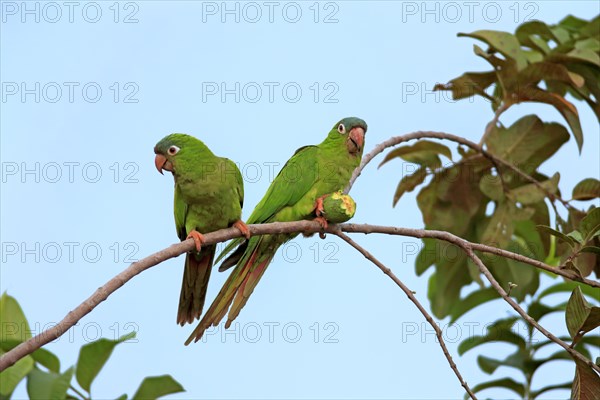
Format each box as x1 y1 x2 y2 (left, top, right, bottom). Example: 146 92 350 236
185 117 367 344
154 134 244 326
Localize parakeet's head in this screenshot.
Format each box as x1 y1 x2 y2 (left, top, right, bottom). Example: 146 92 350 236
326 117 367 156
154 133 213 175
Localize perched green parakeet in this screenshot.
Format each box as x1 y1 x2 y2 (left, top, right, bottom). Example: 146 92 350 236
185 117 367 344
154 134 250 326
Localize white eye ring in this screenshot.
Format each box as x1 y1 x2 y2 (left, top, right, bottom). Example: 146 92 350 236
337 123 346 134
168 145 180 155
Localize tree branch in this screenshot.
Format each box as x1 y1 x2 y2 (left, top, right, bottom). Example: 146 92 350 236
2 222 597 372
344 131 572 210
339 224 600 288
333 230 478 400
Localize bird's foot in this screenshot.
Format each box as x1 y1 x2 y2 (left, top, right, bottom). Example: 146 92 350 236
314 194 329 217
233 220 251 239
186 230 206 252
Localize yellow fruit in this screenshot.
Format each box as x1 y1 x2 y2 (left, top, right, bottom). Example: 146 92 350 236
322 191 356 223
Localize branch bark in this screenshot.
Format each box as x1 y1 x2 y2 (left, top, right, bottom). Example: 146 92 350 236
2 221 597 372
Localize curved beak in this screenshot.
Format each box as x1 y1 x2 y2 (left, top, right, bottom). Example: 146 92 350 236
154 154 171 174
347 126 365 155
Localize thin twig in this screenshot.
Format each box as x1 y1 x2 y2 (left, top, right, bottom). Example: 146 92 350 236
479 101 510 147
462 248 600 374
344 131 572 209
1 221 597 371
333 230 478 400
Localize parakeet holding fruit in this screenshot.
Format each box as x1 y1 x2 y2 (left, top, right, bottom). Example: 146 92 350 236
186 117 367 344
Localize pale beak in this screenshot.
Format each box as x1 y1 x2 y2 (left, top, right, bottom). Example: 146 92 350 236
347 126 365 154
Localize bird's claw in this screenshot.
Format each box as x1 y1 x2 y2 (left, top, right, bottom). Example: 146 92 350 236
314 195 328 217
314 216 328 230
313 216 328 239
186 230 205 252
233 220 251 239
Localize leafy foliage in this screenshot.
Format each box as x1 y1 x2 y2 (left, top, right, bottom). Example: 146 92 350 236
383 14 599 400
0 293 185 400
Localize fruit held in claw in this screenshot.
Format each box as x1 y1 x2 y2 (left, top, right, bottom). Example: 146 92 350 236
321 191 356 223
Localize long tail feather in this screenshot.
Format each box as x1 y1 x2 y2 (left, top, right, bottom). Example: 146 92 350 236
177 245 215 326
185 236 277 344
218 240 248 272
214 237 245 265
225 256 271 328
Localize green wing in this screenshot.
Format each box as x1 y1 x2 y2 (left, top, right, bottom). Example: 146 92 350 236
174 184 188 240
215 145 319 264
228 158 244 211
248 145 319 224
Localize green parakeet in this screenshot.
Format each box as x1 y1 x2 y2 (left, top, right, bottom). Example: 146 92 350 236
185 117 367 344
154 134 250 326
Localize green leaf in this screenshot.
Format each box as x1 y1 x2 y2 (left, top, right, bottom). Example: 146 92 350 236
528 301 566 327
537 225 576 248
572 178 600 201
516 21 556 53
575 38 600 52
458 328 526 356
580 207 600 239
479 174 504 201
477 350 529 374
469 377 525 398
571 358 600 400
566 287 600 342
75 332 136 393
459 30 528 70
449 287 498 324
0 293 31 342
415 238 436 276
481 202 533 248
566 48 600 66
26 367 74 400
0 352 34 396
568 230 585 244
559 15 589 31
426 250 470 318
392 167 427 206
572 252 596 278
31 348 61 374
433 71 497 101
486 116 570 173
514 219 545 260
517 87 584 151
530 382 573 398
379 140 452 169
538 281 600 303
115 395 128 400
581 246 600 255
509 173 560 205
519 62 585 87
132 375 185 400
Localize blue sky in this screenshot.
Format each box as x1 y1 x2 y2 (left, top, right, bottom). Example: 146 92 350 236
1 1 599 399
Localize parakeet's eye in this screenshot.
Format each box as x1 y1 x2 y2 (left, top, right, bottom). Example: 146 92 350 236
337 123 346 134
168 145 180 155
